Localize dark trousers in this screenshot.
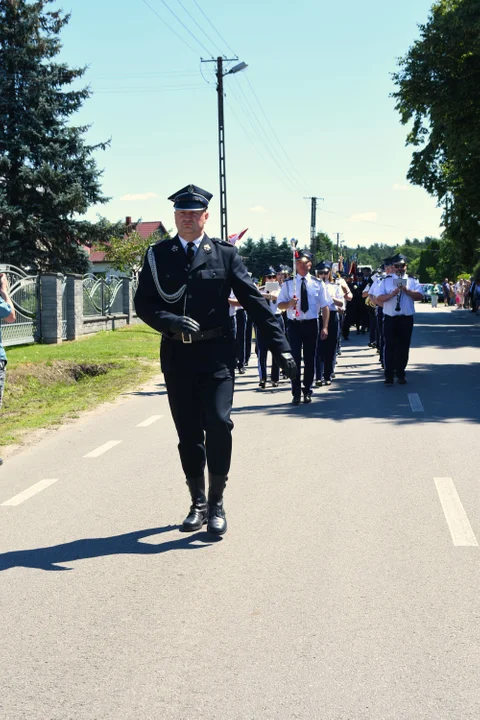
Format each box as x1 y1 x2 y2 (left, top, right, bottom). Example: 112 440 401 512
287 318 318 394
245 315 253 363
376 307 384 364
367 307 376 344
256 315 284 382
164 369 234 478
235 309 247 369
383 315 414 380
316 312 339 381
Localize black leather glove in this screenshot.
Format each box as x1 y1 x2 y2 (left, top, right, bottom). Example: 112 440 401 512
275 352 297 380
170 316 201 334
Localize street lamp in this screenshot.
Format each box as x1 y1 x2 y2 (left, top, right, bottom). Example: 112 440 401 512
202 56 248 240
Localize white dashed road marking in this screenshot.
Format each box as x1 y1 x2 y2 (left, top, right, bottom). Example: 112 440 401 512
1 478 59 507
136 415 163 427
408 393 424 413
434 477 479 547
84 440 122 458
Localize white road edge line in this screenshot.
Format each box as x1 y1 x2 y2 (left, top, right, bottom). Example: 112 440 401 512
84 440 122 458
434 477 479 547
408 393 424 413
1 478 59 507
136 415 164 427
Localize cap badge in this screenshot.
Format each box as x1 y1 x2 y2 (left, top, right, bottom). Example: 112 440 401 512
188 184 194 193
203 243 211 253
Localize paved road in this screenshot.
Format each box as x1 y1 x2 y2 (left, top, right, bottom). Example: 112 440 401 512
1 305 479 719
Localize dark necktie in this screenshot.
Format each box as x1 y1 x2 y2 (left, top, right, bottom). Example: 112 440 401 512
186 242 195 266
301 277 309 313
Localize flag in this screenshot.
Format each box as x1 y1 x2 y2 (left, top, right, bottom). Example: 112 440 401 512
228 228 248 245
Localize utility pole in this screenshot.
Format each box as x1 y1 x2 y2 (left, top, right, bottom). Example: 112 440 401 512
202 56 247 241
304 196 324 254
334 232 343 261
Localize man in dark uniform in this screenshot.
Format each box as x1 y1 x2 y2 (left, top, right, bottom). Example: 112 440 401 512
134 185 296 535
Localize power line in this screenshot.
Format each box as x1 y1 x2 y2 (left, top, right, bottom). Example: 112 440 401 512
154 0 214 56
225 92 300 195
243 73 306 186
318 206 437 235
231 76 305 194
93 85 208 94
140 0 199 55
175 0 224 55
190 0 237 56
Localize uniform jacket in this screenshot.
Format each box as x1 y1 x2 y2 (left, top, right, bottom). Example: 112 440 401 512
134 233 291 373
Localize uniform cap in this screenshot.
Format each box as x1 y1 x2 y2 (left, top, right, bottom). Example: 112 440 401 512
168 184 212 211
262 266 277 277
383 257 394 265
295 249 313 261
315 260 333 272
391 253 408 264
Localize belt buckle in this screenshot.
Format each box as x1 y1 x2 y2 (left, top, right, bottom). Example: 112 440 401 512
182 332 193 344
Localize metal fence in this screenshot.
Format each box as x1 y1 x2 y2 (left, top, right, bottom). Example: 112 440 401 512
82 275 124 317
0 264 38 347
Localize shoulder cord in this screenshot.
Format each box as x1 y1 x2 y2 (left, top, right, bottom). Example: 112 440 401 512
147 247 187 304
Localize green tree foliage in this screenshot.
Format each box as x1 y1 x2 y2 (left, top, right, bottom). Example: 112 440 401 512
312 232 334 265
94 224 169 274
0 0 123 272
392 0 480 267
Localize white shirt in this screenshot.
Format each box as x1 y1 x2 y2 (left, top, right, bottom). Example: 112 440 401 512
179 235 204 255
377 274 424 316
326 281 343 311
277 274 329 320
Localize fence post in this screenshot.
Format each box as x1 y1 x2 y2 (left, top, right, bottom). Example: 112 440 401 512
66 274 84 341
39 273 63 344
122 277 133 323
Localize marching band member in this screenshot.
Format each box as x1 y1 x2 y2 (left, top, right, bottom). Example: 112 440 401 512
277 250 330 404
315 262 343 386
375 253 423 385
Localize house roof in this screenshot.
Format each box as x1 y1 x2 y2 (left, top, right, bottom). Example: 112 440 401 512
88 220 167 263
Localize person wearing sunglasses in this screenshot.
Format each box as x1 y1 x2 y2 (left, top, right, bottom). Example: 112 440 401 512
375 254 424 385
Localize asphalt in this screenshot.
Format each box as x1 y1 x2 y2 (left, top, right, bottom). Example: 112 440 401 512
0 304 479 719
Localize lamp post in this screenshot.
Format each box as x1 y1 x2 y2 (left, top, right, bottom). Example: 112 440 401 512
202 57 248 240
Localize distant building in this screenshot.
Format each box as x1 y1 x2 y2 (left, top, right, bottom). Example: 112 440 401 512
86 216 168 277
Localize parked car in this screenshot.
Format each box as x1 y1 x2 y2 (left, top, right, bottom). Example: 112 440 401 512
421 283 434 302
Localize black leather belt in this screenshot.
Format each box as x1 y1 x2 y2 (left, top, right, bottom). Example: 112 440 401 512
167 326 228 344
287 318 317 324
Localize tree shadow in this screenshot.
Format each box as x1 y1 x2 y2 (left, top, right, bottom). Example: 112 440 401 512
0 525 219 572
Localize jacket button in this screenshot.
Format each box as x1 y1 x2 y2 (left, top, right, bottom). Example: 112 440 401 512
188 294 192 299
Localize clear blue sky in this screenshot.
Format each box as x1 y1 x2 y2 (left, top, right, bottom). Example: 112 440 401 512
61 0 441 249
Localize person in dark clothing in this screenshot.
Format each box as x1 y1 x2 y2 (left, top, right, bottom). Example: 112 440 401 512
134 184 296 536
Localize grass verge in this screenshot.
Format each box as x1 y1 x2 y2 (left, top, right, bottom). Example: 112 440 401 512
1 324 161 448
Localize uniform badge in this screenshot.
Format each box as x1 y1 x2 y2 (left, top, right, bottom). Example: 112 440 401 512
203 243 212 253
171 245 178 252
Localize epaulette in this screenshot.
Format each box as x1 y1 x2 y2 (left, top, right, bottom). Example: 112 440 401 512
408 274 417 279
211 237 235 248
284 277 293 283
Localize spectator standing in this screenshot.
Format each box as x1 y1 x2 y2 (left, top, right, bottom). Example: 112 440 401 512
0 272 16 467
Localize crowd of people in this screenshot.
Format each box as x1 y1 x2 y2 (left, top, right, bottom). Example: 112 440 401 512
230 251 425 397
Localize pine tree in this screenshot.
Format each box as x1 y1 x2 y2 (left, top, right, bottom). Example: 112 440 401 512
0 0 123 272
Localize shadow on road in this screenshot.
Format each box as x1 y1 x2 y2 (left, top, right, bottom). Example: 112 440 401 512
0 525 219 572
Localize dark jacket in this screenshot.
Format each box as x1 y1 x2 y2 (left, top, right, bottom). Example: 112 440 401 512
134 234 291 373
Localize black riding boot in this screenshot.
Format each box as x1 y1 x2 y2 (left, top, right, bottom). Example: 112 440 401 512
182 476 208 531
207 473 228 535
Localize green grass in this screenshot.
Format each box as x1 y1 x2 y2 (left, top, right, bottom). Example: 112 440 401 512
2 324 161 448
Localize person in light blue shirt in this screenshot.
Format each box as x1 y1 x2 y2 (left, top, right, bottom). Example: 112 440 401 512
0 273 16 466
